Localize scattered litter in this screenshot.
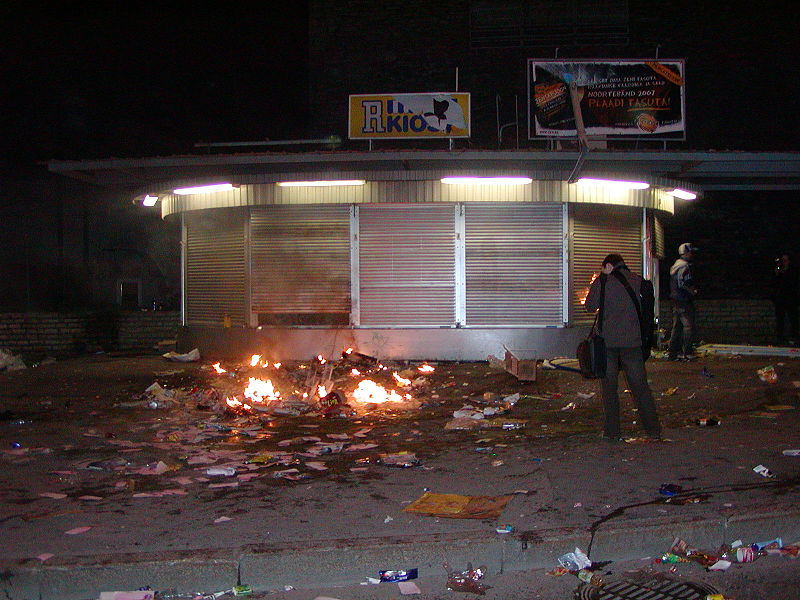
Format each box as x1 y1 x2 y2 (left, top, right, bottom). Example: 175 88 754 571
576 392 595 400
37 553 54 562
662 387 679 396
380 568 418 582
665 494 710 505
496 524 513 534
695 417 721 427
753 464 775 478
444 562 490 595
98 592 154 600
783 449 800 456
561 402 578 411
64 526 91 535
397 580 421 595
558 548 592 571
206 467 237 477
700 367 714 377
659 483 682 497
162 348 200 362
384 515 394 523
379 452 420 468
757 365 778 383
40 492 68 499
403 492 512 520
765 404 795 411
214 516 232 523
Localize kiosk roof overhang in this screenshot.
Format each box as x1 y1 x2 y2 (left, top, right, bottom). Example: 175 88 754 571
47 149 800 192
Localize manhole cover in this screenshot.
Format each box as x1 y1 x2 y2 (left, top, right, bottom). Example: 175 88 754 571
575 573 720 600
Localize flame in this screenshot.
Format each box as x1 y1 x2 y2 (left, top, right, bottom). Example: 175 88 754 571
317 385 329 398
212 362 227 374
273 362 281 369
417 364 435 373
344 347 353 355
243 377 280 405
225 397 252 411
392 372 412 387
317 354 327 364
352 380 405 404
250 354 261 367
350 368 361 376
579 272 599 306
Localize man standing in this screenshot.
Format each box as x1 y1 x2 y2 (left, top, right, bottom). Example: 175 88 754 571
585 254 661 442
668 243 698 360
772 253 799 346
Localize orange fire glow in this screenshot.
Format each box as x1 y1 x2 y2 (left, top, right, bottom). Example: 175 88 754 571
350 368 361 376
317 354 327 364
344 347 353 355
226 397 252 411
243 377 280 405
250 354 262 367
392 372 412 387
417 364 435 373
352 380 407 404
579 272 600 306
212 362 227 374
317 385 329 398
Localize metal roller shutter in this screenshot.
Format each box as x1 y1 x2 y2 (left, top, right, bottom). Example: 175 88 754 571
465 203 563 326
185 210 246 326
570 204 642 325
250 205 351 325
359 204 456 326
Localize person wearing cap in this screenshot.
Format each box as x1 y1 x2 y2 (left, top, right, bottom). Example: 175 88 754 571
668 243 699 360
585 253 662 442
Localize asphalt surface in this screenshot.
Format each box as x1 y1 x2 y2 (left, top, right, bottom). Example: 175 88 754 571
1 351 799 600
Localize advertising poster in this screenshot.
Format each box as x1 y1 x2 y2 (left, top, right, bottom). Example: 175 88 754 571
349 93 471 139
528 60 685 137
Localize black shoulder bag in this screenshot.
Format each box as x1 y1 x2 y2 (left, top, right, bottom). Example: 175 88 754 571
611 270 655 361
577 276 607 379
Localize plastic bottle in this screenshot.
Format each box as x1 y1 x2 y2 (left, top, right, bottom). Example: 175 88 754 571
575 569 603 586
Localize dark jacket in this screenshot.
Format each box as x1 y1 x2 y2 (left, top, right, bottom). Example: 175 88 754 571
585 266 644 348
772 263 798 306
669 258 696 303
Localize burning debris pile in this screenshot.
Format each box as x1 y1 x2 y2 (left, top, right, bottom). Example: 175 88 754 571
209 349 430 418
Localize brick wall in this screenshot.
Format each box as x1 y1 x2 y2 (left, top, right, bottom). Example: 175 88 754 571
0 311 179 357
658 299 778 346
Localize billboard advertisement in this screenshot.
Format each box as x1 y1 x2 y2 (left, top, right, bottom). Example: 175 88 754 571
528 59 685 138
349 93 471 140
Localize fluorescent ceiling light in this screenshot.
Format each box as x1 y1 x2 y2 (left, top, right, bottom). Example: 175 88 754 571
277 180 365 187
576 178 650 190
173 183 235 195
441 177 532 185
668 188 697 200
142 195 158 207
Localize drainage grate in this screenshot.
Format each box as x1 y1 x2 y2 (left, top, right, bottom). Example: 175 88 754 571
575 573 720 600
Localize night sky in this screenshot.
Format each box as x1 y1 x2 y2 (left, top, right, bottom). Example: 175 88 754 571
1 2 310 173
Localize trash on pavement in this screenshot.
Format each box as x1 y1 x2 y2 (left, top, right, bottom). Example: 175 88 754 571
753 464 775 478
65 526 92 535
98 592 154 600
757 365 778 383
695 417 721 427
403 492 512 519
783 449 800 456
665 494 710 505
378 452 420 468
0 349 27 371
162 348 200 362
496 524 513 534
379 568 418 582
397 580 421 595
444 562 490 595
206 467 237 476
659 483 682 496
557 547 592 571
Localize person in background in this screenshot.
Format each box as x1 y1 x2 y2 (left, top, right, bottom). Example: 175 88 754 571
585 254 661 442
772 253 798 346
668 242 699 360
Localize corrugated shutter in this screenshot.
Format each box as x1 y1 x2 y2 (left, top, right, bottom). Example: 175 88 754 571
570 204 642 325
250 205 350 323
359 204 455 326
465 203 563 326
653 213 665 259
185 210 246 326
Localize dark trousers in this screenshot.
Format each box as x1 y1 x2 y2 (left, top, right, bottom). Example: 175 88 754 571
775 302 799 344
601 346 661 439
668 301 695 357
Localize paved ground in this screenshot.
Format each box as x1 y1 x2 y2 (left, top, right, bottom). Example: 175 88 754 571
1 350 799 599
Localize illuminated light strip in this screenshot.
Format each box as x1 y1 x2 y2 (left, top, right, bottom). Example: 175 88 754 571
173 183 235 195
441 177 532 185
277 180 366 187
576 178 650 190
667 188 697 200
142 195 158 207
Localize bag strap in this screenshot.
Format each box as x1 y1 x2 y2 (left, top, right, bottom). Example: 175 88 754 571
595 275 606 334
611 269 644 333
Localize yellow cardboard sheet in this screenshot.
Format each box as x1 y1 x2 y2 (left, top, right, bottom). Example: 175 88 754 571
403 492 512 520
